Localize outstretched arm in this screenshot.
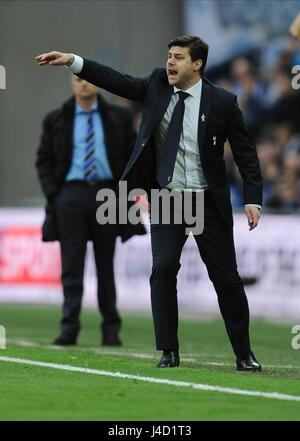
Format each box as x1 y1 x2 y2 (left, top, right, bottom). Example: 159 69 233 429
36 51 149 102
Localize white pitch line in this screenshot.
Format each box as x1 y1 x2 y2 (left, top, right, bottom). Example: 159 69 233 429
6 339 300 370
0 355 300 403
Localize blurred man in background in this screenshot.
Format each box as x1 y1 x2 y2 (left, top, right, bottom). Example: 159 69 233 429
36 75 145 347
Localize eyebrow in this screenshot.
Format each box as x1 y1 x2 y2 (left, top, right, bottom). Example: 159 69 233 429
168 52 185 57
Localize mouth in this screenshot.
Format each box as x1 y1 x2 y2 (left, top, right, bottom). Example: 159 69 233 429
168 69 178 78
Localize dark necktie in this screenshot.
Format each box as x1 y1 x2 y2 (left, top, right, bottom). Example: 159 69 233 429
84 111 98 182
156 91 190 187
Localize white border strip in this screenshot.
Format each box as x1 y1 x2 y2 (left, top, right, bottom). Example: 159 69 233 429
1 356 300 402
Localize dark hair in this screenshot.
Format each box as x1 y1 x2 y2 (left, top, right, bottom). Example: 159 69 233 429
168 35 209 76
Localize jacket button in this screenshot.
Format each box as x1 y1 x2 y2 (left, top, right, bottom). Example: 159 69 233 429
141 143 145 147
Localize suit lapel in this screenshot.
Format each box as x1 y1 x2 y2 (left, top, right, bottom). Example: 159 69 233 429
152 84 173 129
198 80 213 156
136 83 173 149
62 97 75 163
96 95 112 152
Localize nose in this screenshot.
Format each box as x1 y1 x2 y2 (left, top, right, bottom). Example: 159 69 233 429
168 58 175 67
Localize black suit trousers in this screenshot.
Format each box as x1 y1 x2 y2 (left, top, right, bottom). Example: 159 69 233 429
54 181 121 337
150 190 251 359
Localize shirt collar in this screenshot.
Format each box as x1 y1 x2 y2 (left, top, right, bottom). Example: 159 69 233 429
75 100 98 115
174 78 202 98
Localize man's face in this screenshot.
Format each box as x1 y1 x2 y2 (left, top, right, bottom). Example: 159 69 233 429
71 76 98 99
166 46 201 87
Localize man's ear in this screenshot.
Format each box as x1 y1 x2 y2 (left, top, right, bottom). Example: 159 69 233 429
193 59 203 73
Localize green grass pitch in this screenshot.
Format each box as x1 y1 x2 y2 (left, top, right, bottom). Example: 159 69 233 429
0 304 299 421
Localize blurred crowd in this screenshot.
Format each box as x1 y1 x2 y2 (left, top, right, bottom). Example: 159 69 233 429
219 38 300 214
113 37 300 214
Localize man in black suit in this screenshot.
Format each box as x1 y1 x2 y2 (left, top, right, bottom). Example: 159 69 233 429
36 75 145 347
36 35 263 370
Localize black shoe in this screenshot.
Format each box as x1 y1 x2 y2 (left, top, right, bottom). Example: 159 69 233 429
102 334 122 346
52 334 77 346
236 351 262 371
157 350 180 368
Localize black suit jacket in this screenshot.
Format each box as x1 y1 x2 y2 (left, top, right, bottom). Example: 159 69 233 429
36 94 146 241
77 60 263 229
